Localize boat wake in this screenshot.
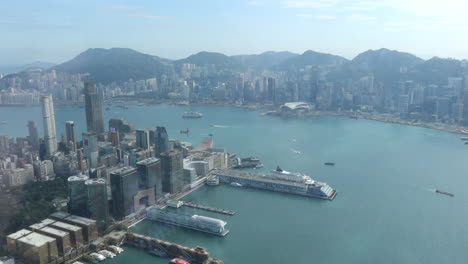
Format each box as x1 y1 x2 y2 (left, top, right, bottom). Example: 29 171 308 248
210 124 229 128
290 149 302 155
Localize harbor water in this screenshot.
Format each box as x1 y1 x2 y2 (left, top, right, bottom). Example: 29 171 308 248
1 104 467 264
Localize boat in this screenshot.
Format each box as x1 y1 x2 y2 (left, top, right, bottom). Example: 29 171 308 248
435 189 454 197
89 253 106 261
107 245 123 254
148 248 168 257
230 182 243 187
183 111 203 118
324 162 335 166
206 176 220 186
105 107 110 110
464 142 468 145
98 250 116 258
169 258 190 264
460 137 468 141
0 121 7 124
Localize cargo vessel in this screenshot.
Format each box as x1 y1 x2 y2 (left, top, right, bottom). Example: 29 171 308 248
214 167 336 200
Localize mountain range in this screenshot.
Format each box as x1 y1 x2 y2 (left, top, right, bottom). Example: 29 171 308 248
5 47 464 86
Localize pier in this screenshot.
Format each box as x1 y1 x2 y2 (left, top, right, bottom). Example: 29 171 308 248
182 201 236 216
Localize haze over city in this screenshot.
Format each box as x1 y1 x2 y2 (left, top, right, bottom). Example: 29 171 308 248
2 0 468 64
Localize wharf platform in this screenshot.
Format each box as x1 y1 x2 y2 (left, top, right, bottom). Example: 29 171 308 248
182 201 235 216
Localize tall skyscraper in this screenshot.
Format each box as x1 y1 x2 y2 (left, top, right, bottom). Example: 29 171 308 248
136 129 150 150
82 132 98 168
67 174 89 217
110 167 139 220
65 121 77 152
160 149 184 194
155 126 169 156
27 120 39 151
136 157 162 199
84 82 105 134
41 94 57 157
85 178 109 230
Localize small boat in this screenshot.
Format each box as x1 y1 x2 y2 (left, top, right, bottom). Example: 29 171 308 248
89 252 106 261
324 162 335 166
435 189 454 197
0 121 7 124
99 250 116 258
464 142 468 145
460 137 468 141
230 182 243 187
107 245 123 254
169 258 190 264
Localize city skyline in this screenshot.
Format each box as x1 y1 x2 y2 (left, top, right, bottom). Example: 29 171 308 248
2 0 468 65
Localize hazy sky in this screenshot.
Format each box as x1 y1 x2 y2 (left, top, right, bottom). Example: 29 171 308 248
2 0 468 64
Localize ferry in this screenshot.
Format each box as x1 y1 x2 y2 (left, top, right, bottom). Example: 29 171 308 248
107 245 124 254
169 258 190 264
206 176 220 186
182 111 203 118
324 162 335 166
99 250 116 258
89 252 106 261
230 182 243 187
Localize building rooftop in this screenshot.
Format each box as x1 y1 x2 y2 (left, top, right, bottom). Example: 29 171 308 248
110 166 136 175
29 218 56 230
17 232 55 247
7 229 32 240
50 221 81 232
85 178 106 185
50 211 71 220
39 226 69 238
65 215 96 226
68 174 89 182
136 157 160 165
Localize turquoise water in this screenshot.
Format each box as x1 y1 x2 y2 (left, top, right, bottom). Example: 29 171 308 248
1 104 467 264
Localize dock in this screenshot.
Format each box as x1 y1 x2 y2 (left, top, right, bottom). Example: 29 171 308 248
183 201 235 216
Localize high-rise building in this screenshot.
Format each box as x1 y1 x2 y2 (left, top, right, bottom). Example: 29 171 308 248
85 178 109 230
155 126 169 156
110 167 139 220
65 121 76 152
136 129 150 150
27 120 39 151
136 157 162 199
398 94 409 116
84 82 105 135
160 149 185 194
67 174 89 217
82 132 98 168
41 94 57 157
0 135 9 153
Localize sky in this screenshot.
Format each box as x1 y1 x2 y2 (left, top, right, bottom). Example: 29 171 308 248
1 0 468 65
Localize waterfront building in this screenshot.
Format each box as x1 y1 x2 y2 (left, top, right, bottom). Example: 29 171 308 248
27 120 39 151
82 132 98 168
85 178 109 230
110 167 139 220
65 121 77 152
67 174 89 217
84 82 105 134
136 129 150 149
136 157 162 200
40 94 57 157
160 149 185 194
155 126 169 156
398 94 410 116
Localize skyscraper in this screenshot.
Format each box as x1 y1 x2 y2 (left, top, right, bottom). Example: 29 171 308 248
65 121 77 152
82 132 98 168
155 126 169 156
136 129 150 150
160 149 184 194
85 178 109 230
136 157 162 199
41 94 57 157
68 174 89 217
110 167 139 220
84 82 105 134
27 120 39 151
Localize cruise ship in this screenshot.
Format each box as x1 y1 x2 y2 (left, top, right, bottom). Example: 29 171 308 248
182 111 203 118
146 208 229 236
214 167 336 200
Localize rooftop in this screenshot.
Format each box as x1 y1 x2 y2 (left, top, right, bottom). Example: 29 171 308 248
7 229 32 240
39 226 69 238
110 166 136 176
50 211 71 220
50 221 81 232
29 218 56 230
65 215 96 226
17 232 55 247
136 157 160 165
